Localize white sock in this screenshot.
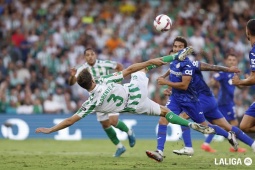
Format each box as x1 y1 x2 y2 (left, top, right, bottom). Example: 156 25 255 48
203 143 209 146
227 132 231 140
185 147 193 150
117 143 123 148
157 150 163 156
251 141 255 149
127 129 132 136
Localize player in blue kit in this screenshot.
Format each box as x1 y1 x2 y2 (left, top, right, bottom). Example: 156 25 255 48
232 19 255 133
213 55 239 126
202 54 246 153
146 36 255 162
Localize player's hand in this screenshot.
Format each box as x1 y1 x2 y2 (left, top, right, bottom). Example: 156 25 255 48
228 66 241 73
163 88 172 96
232 74 240 85
149 58 167 66
35 128 52 134
70 68 77 76
157 77 168 85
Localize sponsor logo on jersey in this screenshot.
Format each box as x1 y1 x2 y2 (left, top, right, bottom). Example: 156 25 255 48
81 106 86 111
176 63 180 68
170 70 182 76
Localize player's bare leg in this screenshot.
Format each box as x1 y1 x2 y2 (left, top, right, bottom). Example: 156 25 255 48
240 115 255 133
229 119 239 127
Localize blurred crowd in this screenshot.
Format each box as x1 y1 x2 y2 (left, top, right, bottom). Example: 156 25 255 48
0 0 255 117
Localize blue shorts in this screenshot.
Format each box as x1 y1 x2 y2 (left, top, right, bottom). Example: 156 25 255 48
166 96 205 124
218 104 236 121
245 102 255 118
199 94 224 123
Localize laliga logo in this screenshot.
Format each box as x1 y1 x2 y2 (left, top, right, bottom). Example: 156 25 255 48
244 157 252 166
214 157 252 166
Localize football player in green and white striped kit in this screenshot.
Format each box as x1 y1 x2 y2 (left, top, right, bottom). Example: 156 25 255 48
68 48 135 157
36 47 215 157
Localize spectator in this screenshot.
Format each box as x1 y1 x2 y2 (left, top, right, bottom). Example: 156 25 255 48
106 35 124 52
11 29 25 48
16 97 34 114
43 93 62 114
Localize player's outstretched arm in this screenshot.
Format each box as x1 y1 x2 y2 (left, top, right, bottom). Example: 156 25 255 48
199 62 240 73
116 63 124 71
146 46 194 71
35 114 81 134
232 72 255 86
122 58 166 77
68 68 78 86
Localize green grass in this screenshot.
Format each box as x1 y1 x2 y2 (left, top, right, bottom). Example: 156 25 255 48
0 139 254 170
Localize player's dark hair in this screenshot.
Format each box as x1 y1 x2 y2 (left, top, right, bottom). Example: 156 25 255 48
225 53 237 60
77 69 93 90
173 36 188 48
247 19 255 36
84 48 95 55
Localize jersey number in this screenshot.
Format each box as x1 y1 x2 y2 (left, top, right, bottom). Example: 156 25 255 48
107 94 124 106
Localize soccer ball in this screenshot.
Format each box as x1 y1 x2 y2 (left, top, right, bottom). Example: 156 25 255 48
153 14 172 32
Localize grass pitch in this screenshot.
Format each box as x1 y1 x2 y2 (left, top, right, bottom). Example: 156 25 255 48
0 139 254 170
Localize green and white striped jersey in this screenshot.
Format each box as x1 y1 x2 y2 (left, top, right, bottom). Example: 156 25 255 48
75 60 117 83
75 72 142 118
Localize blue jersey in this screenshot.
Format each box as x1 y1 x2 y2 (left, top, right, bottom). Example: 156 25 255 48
191 61 214 97
169 58 198 102
214 72 235 106
245 44 255 118
249 44 255 71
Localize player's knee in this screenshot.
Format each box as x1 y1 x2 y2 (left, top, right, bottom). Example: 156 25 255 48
109 118 118 126
239 121 252 132
159 116 168 125
229 120 239 127
100 120 111 129
159 105 170 116
239 123 249 133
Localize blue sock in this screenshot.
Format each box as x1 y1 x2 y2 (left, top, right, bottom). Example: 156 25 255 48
157 125 167 151
231 126 254 146
208 124 228 138
205 134 215 144
181 125 192 147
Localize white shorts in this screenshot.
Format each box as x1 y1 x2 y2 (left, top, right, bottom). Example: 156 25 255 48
96 112 120 122
129 71 161 116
